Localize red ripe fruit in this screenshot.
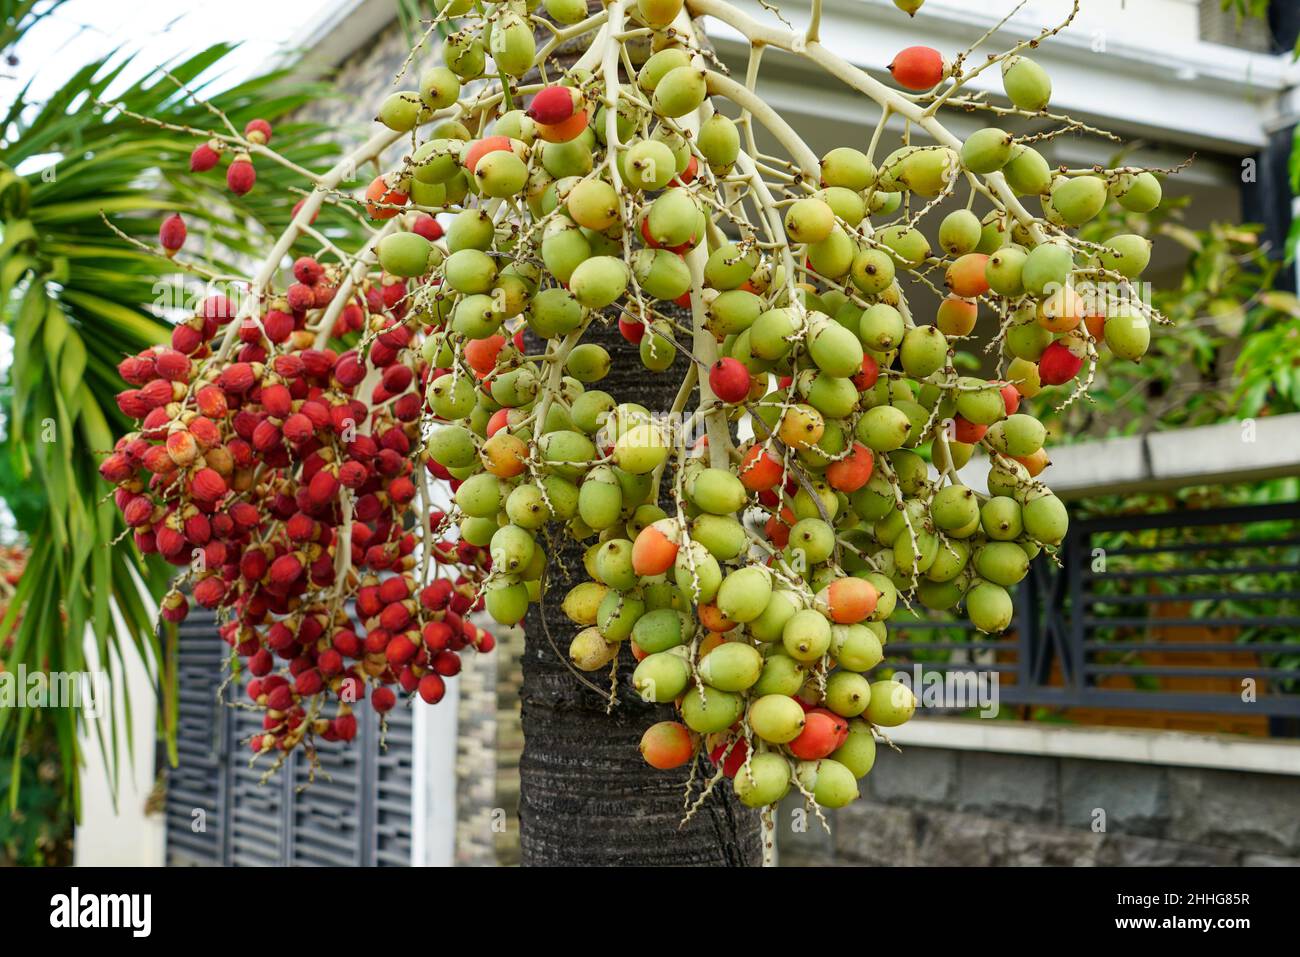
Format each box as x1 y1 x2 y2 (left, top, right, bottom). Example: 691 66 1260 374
411 213 443 241
952 416 987 444
227 155 256 195
526 85 579 125
189 142 220 172
260 383 293 418
295 669 323 696
788 711 842 761
999 382 1022 415
190 468 227 504
826 442 875 493
218 362 256 394
708 357 751 404
1038 341 1085 386
371 686 397 713
889 46 947 91
153 349 190 382
333 714 358 741
738 444 783 492
852 353 880 391
192 576 226 609
463 135 513 174
99 453 135 484
618 317 646 344
463 335 505 375
417 673 446 704
244 118 273 144
364 175 407 219
159 214 186 257
293 256 323 285
432 650 461 677
286 283 315 312
708 737 748 778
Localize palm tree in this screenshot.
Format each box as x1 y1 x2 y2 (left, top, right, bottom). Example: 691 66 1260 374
0 0 352 813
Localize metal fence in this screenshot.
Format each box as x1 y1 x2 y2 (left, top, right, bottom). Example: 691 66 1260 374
882 501 1300 723
165 607 415 866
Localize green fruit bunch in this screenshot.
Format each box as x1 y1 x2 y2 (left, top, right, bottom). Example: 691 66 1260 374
142 0 1171 816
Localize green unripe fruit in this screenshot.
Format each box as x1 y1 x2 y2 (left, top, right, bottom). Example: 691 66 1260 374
489 12 536 78
1098 234 1153 279
653 66 707 117
808 226 857 279
633 652 691 702
788 517 836 565
1023 492 1069 545
961 127 1014 173
753 654 806 696
699 642 764 692
447 208 494 251
733 752 792 807
1050 175 1107 227
444 32 486 80
705 242 758 290
681 686 745 734
750 307 800 360
538 429 596 480
899 325 949 378
427 372 476 420
445 248 497 294
1007 357 1043 398
901 147 959 196
784 197 836 245
459 516 495 547
646 189 700 248
565 178 619 231
698 113 740 171
1003 145 1053 195
955 378 1005 425
378 91 422 132
782 609 832 662
1104 307 1151 361
986 246 1027 296
992 413 1046 457
749 693 807 743
939 209 984 256
632 248 692 301
578 468 623 530
428 425 477 468
1022 242 1074 296
674 541 722 604
542 136 595 178
857 405 912 453
851 246 896 295
796 758 859 808
987 457 1031 498
565 343 612 383
505 484 552 530
825 671 872 717
865 679 915 727
632 608 689 653
808 317 864 377
925 538 970 583
638 48 692 91
484 580 530 625
1002 55 1052 112
1007 320 1053 361
821 147 876 191
568 256 629 309
597 586 644 640
967 581 1014 634
831 720 877 778
749 590 800 643
878 225 931 266
490 524 536 576
569 626 619 670
801 373 857 420
456 472 503 518
818 186 867 225
690 514 748 562
707 290 763 336
859 303 905 351
1113 171 1162 213
493 110 535 144
413 139 464 185
544 0 590 23
689 467 747 515
831 624 884 672
451 295 500 340
931 484 981 534
639 321 677 372
981 496 1024 541
474 149 528 197
529 286 584 339
624 138 677 191
715 567 773 624
975 541 1030 586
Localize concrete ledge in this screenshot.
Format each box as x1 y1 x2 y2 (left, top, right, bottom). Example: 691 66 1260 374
889 718 1300 777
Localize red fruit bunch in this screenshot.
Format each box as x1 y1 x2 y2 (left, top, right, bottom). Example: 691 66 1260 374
103 271 491 762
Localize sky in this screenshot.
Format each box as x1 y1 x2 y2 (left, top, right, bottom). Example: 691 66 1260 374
2 0 340 109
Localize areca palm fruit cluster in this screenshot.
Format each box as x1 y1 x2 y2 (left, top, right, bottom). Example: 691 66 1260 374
104 271 493 760
113 0 1168 807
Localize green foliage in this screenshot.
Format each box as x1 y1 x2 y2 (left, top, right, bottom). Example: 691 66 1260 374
0 1 354 814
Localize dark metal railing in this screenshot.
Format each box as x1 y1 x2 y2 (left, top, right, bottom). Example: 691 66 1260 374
878 501 1300 723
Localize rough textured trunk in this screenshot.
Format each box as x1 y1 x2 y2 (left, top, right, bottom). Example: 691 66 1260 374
518 317 763 866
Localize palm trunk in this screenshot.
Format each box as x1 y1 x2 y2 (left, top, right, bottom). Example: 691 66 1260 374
518 317 763 866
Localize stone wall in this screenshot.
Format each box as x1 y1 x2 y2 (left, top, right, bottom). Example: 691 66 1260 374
778 745 1300 867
